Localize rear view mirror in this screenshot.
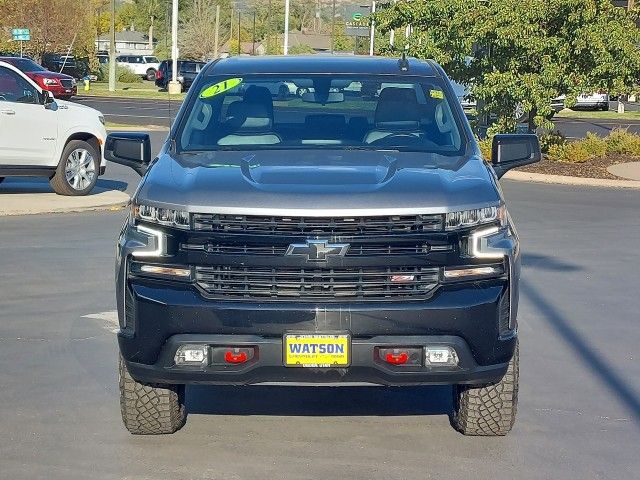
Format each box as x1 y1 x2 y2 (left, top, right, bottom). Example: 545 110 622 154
491 134 542 179
104 132 152 176
301 91 344 104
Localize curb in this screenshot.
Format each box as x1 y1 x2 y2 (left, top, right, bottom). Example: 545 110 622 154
0 190 130 216
504 170 640 189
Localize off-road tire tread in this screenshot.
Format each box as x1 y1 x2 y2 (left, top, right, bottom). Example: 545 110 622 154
118 355 186 435
452 342 519 436
49 140 99 196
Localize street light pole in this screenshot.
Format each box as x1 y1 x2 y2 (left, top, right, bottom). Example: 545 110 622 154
331 0 336 54
108 0 116 92
168 0 180 94
369 1 376 56
284 0 290 55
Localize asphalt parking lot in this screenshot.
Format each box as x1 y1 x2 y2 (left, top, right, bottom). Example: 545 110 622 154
1 156 639 479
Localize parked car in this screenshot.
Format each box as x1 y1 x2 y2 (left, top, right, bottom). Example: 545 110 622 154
0 57 77 100
0 61 106 195
155 60 206 91
451 80 565 121
41 53 81 79
116 55 160 81
573 92 610 111
106 55 541 436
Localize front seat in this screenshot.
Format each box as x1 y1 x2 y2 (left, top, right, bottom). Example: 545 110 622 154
243 85 274 120
363 87 423 145
217 101 282 146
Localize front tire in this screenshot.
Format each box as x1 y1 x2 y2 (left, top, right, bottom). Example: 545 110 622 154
50 140 99 196
451 342 519 436
146 69 157 81
119 355 187 435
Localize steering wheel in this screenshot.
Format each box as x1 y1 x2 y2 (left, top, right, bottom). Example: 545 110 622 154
368 133 421 146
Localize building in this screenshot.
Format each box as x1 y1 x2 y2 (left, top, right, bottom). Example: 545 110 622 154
95 30 156 55
219 41 267 56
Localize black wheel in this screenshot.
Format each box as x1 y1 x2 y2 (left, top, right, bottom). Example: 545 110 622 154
146 69 157 81
601 104 609 111
119 355 187 435
49 140 99 196
451 341 519 436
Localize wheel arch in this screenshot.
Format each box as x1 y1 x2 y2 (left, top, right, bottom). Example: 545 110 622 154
63 132 102 160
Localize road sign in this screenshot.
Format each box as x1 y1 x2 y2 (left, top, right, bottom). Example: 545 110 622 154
12 28 31 41
344 6 371 37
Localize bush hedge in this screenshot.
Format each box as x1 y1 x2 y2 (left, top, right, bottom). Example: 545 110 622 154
479 129 640 163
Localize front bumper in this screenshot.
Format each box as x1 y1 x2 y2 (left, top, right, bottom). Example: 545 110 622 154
123 334 510 386
117 279 516 386
45 84 77 98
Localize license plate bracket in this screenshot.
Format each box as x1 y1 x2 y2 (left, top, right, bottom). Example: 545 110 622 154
283 333 350 368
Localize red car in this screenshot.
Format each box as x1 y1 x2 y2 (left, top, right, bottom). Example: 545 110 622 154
0 56 77 100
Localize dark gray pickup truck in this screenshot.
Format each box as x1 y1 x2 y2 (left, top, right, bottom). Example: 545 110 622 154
106 55 540 436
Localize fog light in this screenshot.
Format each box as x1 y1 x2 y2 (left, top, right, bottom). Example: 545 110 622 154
175 344 208 366
425 346 458 366
378 347 422 366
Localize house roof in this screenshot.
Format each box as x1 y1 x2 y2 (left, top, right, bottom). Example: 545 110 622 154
97 30 156 44
220 41 265 55
282 31 331 51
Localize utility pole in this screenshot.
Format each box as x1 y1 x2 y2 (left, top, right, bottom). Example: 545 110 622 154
237 11 241 56
214 4 220 59
330 0 336 54
252 10 256 55
369 1 376 56
108 0 116 92
168 0 180 94
267 0 272 54
284 0 290 55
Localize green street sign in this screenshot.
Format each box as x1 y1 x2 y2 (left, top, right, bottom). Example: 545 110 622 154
12 28 31 41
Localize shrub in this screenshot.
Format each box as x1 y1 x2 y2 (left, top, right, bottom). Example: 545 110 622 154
605 128 640 156
581 133 607 158
539 131 566 153
477 137 493 161
96 65 143 84
548 142 592 163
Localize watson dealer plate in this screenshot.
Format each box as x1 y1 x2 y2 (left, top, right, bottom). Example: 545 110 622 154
284 334 350 367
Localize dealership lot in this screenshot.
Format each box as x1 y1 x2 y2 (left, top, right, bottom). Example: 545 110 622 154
1 175 638 479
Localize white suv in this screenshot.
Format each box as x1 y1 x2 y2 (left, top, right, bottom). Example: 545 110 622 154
0 61 107 196
116 55 160 81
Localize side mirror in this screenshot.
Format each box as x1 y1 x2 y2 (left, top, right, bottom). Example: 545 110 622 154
491 134 542 179
104 132 152 176
42 91 56 109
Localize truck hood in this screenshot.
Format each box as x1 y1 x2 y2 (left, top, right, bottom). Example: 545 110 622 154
137 150 501 215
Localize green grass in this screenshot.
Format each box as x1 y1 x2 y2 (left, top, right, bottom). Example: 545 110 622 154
81 81 185 100
556 108 640 121
105 121 169 130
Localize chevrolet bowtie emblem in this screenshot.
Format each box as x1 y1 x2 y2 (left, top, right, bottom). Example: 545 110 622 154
285 240 350 261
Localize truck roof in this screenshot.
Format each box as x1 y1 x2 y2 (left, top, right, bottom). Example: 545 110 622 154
206 55 439 77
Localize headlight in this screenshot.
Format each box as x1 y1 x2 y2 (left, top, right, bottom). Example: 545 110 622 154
98 115 105 125
132 203 190 229
445 205 506 231
43 78 58 86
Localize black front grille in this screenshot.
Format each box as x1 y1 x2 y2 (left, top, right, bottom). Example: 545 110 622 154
60 79 74 88
195 265 440 300
193 213 443 235
181 242 453 257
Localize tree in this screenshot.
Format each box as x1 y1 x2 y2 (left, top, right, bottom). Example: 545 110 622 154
180 0 231 60
0 0 96 59
375 0 640 133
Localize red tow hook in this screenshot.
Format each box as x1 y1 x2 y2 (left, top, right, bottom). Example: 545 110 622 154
225 350 248 364
385 351 409 365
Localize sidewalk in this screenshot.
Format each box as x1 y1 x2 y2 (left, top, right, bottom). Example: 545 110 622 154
0 179 129 216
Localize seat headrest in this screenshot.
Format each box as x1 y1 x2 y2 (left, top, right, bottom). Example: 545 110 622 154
225 101 273 131
375 87 420 128
243 85 274 116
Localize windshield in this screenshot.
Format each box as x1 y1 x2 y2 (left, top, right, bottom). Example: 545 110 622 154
145 56 159 63
9 58 46 72
178 74 466 155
